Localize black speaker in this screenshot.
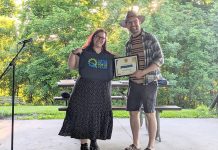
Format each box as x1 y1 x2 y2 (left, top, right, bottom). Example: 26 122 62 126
61 91 70 99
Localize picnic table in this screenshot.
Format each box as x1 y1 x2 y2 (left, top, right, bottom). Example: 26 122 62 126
55 79 181 142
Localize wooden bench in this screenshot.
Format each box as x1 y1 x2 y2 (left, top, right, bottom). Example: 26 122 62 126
57 106 128 111
142 105 182 142
55 79 182 142
53 97 69 106
54 95 127 111
56 99 181 142
0 96 25 105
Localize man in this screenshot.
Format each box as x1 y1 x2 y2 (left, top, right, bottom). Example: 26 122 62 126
120 11 164 150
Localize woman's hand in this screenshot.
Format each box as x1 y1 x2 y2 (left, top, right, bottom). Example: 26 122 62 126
72 48 83 55
68 48 82 70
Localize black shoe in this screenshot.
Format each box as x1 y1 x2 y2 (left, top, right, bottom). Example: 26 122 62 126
90 140 100 150
80 143 89 150
90 145 100 150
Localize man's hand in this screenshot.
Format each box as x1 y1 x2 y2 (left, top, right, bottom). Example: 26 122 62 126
130 70 146 79
130 64 159 79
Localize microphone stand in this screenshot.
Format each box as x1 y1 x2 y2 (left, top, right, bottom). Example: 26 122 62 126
0 42 27 150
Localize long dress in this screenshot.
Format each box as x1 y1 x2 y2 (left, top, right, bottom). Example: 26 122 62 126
59 48 114 140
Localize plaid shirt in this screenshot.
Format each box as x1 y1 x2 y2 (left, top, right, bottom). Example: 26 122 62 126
126 29 164 84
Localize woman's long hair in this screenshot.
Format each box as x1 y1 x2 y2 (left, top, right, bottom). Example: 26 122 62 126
82 29 107 51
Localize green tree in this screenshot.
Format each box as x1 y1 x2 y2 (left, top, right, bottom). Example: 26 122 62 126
15 0 111 104
145 0 218 107
0 0 16 16
1 0 217 107
0 0 17 98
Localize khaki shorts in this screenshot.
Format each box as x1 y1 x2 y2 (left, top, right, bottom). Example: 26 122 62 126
127 80 158 113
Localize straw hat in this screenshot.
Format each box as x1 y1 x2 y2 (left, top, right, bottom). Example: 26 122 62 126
120 10 145 28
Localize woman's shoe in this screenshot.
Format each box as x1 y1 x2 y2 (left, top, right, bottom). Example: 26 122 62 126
80 143 89 150
90 140 100 150
90 145 100 150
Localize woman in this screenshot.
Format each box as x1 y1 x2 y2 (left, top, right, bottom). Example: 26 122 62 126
59 29 114 150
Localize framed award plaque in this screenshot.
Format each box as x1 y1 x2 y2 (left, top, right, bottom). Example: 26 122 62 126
114 55 138 77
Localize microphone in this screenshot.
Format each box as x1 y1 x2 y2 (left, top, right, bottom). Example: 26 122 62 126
18 38 33 44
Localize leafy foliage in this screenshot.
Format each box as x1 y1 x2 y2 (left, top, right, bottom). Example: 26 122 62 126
0 0 16 16
0 0 217 107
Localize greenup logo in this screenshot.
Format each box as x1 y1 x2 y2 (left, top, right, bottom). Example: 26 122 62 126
88 58 97 68
88 58 108 69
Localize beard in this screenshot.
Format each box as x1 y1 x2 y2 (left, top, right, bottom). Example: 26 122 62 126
130 26 140 34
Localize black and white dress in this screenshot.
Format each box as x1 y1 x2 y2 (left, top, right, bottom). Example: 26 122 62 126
59 48 114 140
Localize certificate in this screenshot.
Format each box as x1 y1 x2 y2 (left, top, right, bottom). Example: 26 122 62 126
114 55 138 77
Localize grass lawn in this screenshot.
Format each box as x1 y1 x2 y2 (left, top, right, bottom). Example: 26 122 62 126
0 105 217 120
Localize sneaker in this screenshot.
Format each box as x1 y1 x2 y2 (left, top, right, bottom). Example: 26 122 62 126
125 144 141 150
80 143 89 150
